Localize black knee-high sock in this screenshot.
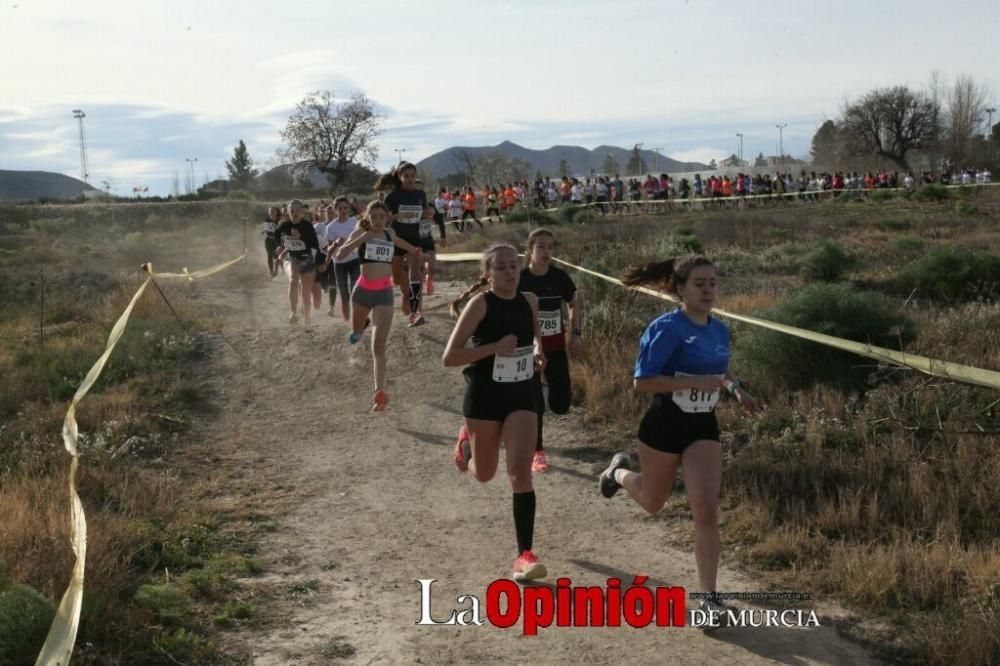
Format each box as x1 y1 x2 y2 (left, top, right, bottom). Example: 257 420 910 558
408 281 422 314
513 491 536 553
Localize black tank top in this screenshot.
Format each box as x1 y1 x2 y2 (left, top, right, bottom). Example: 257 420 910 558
357 229 393 265
464 291 535 381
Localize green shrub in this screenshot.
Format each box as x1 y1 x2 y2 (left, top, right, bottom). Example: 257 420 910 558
0 583 56 664
891 236 926 253
212 601 254 628
733 283 917 390
891 247 1000 301
556 204 591 225
226 189 256 201
503 205 557 226
914 184 951 202
955 201 977 216
764 227 791 241
869 189 895 203
878 218 911 232
150 628 216 664
799 240 852 282
134 583 191 625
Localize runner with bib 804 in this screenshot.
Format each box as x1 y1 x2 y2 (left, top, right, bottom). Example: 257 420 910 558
597 255 761 630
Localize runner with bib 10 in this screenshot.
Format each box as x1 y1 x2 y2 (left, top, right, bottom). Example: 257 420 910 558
597 255 761 630
443 243 549 582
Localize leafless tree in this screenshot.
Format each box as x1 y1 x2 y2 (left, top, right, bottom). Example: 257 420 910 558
944 74 992 165
839 85 942 171
473 152 531 187
281 91 383 189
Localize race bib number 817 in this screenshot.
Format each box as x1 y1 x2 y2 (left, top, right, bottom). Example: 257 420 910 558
672 372 723 413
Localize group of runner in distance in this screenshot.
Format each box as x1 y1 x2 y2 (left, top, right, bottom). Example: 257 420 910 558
261 161 762 628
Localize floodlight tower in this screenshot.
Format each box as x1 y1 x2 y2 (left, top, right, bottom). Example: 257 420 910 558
72 109 90 182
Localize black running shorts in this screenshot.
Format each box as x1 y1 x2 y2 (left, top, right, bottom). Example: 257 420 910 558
637 395 720 455
462 375 538 422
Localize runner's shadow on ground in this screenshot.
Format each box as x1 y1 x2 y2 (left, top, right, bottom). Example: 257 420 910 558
703 621 859 666
398 428 449 447
416 332 449 347
425 401 464 417
566 559 675 589
544 462 597 483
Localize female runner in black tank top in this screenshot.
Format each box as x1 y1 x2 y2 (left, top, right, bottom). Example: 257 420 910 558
443 243 549 582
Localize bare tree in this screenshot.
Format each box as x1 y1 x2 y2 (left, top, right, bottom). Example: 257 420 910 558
281 90 383 190
454 150 478 184
840 85 941 171
473 152 531 187
944 74 992 165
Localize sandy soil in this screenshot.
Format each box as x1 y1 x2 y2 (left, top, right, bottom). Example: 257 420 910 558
195 260 879 666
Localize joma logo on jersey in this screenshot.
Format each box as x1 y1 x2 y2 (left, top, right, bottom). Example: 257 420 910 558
684 336 697 344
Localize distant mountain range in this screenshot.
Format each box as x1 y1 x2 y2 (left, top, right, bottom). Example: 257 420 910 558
416 141 710 179
0 170 100 201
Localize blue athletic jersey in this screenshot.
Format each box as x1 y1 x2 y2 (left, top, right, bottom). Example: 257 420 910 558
634 308 730 380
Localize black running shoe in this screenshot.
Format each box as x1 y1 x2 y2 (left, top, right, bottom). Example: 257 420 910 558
698 598 732 633
599 452 630 498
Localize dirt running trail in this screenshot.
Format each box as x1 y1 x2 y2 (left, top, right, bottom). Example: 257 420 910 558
197 269 878 666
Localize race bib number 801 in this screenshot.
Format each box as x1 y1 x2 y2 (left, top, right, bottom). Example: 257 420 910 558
492 346 534 383
364 239 394 262
672 372 723 413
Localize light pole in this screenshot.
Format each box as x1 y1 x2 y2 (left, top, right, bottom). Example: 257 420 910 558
394 148 407 164
185 157 198 194
653 147 663 173
72 109 90 183
776 124 787 173
635 142 644 178
736 133 744 165
987 107 997 165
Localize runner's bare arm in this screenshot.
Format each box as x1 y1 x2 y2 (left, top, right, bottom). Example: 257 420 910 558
335 228 370 261
523 292 547 374
442 294 501 367
635 375 725 394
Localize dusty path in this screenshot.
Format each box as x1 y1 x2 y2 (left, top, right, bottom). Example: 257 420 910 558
196 264 879 666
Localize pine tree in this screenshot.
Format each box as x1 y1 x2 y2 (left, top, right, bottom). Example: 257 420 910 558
226 140 259 190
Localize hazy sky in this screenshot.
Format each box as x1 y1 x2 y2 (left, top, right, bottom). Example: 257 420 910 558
1 0 998 194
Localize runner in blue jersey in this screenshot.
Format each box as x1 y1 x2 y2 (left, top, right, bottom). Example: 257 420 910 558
597 255 761 630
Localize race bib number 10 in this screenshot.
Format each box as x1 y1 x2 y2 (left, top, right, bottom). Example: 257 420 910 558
538 310 562 337
492 346 534 383
364 239 394 262
672 372 723 413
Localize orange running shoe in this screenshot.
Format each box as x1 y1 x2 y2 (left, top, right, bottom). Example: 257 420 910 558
454 425 471 471
512 550 547 582
372 389 389 412
531 451 550 473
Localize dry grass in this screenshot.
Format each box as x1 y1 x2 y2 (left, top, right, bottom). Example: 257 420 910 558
482 189 1000 665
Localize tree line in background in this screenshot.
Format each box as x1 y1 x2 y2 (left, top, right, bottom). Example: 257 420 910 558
207 72 995 201
811 73 996 172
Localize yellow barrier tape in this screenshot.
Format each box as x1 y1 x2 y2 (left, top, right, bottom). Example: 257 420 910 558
551 258 1000 391
144 251 247 280
36 252 246 666
433 250 1000 390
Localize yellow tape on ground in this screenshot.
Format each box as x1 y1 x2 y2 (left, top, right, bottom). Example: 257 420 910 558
144 251 247 280
36 252 246 666
433 250 1000 390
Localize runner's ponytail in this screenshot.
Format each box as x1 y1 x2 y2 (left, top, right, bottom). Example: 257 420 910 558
622 255 713 294
451 276 489 318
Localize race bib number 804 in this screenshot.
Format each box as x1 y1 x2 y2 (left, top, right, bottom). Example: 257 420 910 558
364 239 394 262
492 346 534 383
672 372 723 413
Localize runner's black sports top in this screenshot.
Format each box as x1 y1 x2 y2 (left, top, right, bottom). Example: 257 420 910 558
464 291 534 380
